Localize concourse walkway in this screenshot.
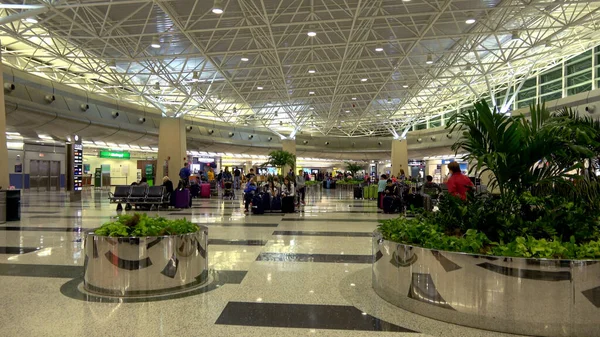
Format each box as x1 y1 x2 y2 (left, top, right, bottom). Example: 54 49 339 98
0 189 524 337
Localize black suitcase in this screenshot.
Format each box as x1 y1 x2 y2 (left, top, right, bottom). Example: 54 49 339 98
262 193 272 212
383 195 397 214
353 187 363 199
282 196 295 213
271 195 282 212
252 193 265 214
406 194 424 209
190 184 200 198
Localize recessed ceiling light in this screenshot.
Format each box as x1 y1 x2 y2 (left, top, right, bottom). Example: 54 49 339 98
465 18 476 24
212 0 224 14
375 47 384 52
426 54 434 64
24 17 38 24
361 78 368 82
151 37 160 49
352 97 357 100
308 69 316 74
257 86 263 90
241 56 249 62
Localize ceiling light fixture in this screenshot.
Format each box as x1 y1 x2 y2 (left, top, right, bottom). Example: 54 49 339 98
151 37 160 49
361 78 368 82
511 30 520 40
192 71 199 81
309 91 315 95
465 18 476 24
307 24 317 37
24 17 38 24
241 56 249 62
426 54 434 64
345 110 350 113
257 86 263 90
308 68 316 74
153 82 160 90
108 60 117 69
402 84 409 88
375 47 384 52
212 0 224 14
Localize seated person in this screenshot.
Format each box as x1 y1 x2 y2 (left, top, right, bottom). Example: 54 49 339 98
243 180 257 213
384 179 398 196
421 175 442 197
162 176 174 207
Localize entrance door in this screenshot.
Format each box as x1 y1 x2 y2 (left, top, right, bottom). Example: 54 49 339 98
49 161 60 191
29 160 39 190
38 160 50 191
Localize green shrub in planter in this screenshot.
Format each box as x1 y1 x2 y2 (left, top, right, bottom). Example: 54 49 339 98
94 213 199 237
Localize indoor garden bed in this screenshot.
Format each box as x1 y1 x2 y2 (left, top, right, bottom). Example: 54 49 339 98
83 214 208 297
372 101 600 337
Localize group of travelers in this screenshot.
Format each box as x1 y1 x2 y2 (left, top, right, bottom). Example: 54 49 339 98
241 169 306 213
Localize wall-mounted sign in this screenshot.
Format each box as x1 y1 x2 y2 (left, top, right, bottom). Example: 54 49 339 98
73 135 83 192
99 150 131 159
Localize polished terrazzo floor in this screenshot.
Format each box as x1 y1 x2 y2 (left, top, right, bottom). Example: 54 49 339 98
0 188 527 337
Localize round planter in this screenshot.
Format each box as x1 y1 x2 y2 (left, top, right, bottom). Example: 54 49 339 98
372 230 600 337
83 227 208 297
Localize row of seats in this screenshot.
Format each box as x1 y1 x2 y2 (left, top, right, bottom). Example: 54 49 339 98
108 185 169 206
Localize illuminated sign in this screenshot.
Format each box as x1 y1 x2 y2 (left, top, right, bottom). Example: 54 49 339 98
99 151 131 159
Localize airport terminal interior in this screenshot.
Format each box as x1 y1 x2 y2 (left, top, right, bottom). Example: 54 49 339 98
1 0 600 336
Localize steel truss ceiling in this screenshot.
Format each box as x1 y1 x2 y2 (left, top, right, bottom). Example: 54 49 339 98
1 0 600 137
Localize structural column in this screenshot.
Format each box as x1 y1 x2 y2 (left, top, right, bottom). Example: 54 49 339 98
157 117 187 184
281 139 296 176
391 139 408 178
0 61 8 190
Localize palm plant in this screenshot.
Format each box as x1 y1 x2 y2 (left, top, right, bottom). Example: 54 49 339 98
345 162 364 177
447 100 600 201
262 150 296 176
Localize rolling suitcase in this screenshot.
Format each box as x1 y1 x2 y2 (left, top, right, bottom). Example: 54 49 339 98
262 193 272 212
282 196 295 213
210 181 218 196
353 186 363 199
252 194 265 214
383 195 397 214
271 195 282 212
200 183 211 198
174 189 190 209
190 184 200 198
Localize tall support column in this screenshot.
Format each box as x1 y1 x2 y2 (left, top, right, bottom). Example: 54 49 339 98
157 118 187 184
391 139 408 178
0 61 8 189
282 139 296 176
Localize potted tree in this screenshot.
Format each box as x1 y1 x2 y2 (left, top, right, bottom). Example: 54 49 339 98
262 150 297 179
373 101 600 337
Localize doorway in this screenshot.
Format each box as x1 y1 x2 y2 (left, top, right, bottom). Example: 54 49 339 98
30 160 61 191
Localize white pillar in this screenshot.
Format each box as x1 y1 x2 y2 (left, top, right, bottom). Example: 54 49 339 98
282 139 296 176
391 139 408 178
0 61 8 189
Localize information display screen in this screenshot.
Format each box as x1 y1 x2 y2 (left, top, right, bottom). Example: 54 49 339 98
73 142 83 191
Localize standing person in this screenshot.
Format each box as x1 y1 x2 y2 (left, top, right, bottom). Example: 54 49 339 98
421 175 442 196
207 168 215 181
179 162 191 186
399 169 406 182
287 168 294 179
295 169 306 206
217 169 223 185
233 167 242 189
246 168 256 182
377 174 388 209
138 177 149 187
446 162 473 200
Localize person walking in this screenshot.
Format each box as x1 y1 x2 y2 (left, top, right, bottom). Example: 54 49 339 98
446 162 473 200
295 169 306 206
233 167 241 189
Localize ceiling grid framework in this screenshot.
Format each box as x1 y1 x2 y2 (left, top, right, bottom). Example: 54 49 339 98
1 0 600 137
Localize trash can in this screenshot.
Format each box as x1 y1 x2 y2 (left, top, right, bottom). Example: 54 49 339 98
0 191 6 224
6 190 20 221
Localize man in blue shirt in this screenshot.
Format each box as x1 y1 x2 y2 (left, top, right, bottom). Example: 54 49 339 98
179 162 191 186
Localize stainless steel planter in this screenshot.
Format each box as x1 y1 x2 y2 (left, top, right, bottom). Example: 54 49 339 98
83 227 208 297
372 230 600 337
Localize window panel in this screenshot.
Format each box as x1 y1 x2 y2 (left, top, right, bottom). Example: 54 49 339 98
517 99 535 109
429 116 441 128
541 80 562 94
566 72 592 87
518 88 536 101
415 123 426 130
540 67 562 84
521 78 537 91
541 92 562 103
567 83 592 96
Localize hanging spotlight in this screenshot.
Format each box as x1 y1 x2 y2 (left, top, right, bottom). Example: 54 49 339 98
402 84 409 88
257 86 263 90
511 30 520 40
241 56 249 62
307 25 317 37
361 78 368 82
309 91 315 95
153 82 160 90
465 18 476 24
545 39 552 48
151 37 160 49
387 97 392 103
192 71 199 81
426 54 434 64
108 60 117 69
24 17 38 24
212 0 224 14
308 68 316 74
375 47 384 52
352 97 357 100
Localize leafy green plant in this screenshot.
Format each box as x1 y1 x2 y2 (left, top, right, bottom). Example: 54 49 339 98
94 213 199 237
345 162 364 177
262 150 296 174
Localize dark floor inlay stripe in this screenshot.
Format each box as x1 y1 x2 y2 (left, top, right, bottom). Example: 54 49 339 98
0 263 82 278
0 246 39 254
215 302 416 332
582 286 600 308
0 226 93 232
280 218 378 223
477 262 571 281
272 230 372 237
195 222 280 228
256 252 371 264
209 239 267 246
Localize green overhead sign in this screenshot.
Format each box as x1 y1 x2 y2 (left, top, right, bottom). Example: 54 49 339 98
99 150 131 159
